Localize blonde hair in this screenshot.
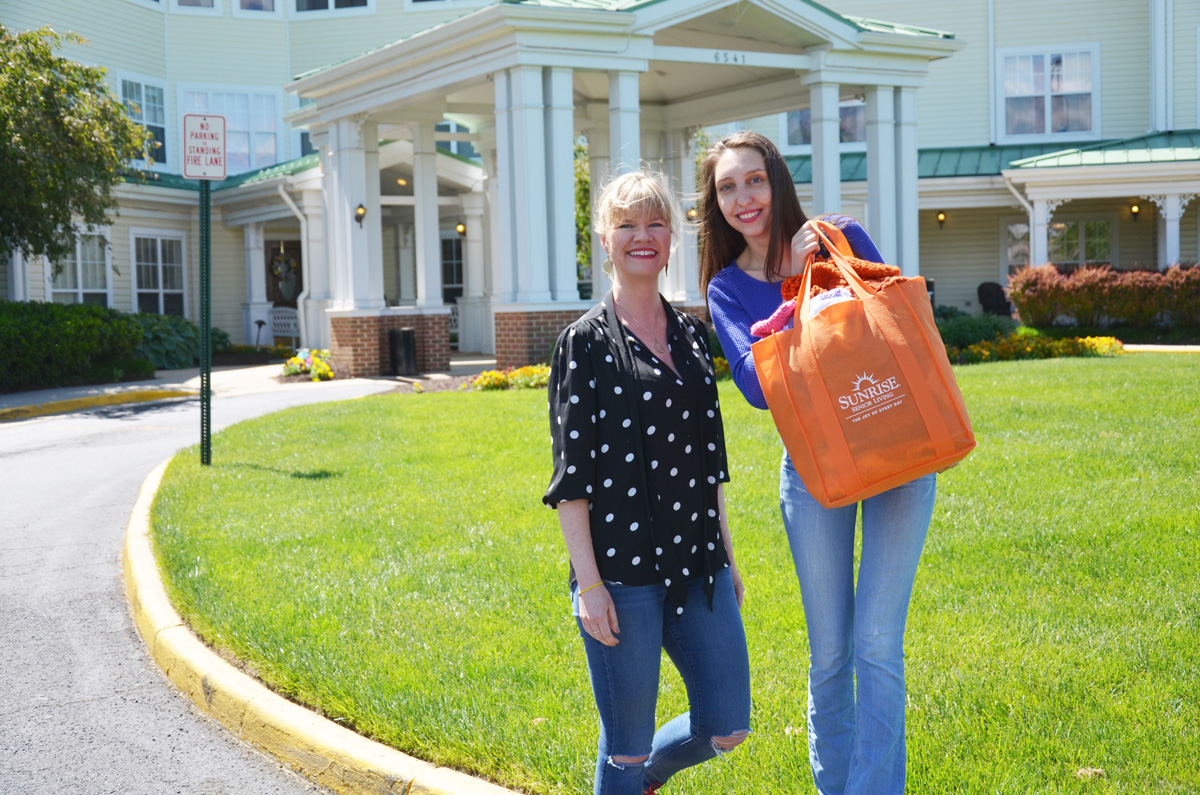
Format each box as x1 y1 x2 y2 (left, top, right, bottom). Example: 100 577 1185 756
593 170 681 276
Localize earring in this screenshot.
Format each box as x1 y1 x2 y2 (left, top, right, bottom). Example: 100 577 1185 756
603 257 613 276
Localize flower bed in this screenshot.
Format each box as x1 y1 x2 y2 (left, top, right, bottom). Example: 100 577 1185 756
281 348 335 381
946 332 1123 365
470 364 550 391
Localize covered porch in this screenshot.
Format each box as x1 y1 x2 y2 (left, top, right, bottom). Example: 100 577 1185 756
285 0 961 374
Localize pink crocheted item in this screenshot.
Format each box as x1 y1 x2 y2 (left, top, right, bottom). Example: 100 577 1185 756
751 299 797 338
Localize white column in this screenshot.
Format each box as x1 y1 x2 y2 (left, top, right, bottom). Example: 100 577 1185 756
241 222 272 344
545 67 578 302
1147 193 1191 268
865 85 897 265
511 65 552 302
325 116 384 310
491 79 517 304
894 86 920 277
609 70 641 174
411 121 443 308
1030 199 1057 266
459 192 487 352
809 81 842 214
396 222 415 302
587 126 612 300
301 193 331 348
663 128 700 304
7 251 28 302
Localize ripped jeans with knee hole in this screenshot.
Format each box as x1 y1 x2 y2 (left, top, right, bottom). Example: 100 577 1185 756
572 567 751 795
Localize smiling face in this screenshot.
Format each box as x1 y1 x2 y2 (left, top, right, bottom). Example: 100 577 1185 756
603 208 673 283
713 146 774 244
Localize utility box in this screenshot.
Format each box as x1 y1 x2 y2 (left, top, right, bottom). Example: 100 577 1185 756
388 327 417 376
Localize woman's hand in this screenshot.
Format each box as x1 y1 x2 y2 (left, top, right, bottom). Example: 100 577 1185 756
579 584 620 646
789 222 820 276
730 563 746 610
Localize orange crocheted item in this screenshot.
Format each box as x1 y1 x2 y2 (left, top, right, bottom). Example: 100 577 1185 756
780 256 903 302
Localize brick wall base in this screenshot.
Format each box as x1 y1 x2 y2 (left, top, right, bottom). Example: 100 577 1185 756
493 303 710 370
494 309 589 369
329 312 451 377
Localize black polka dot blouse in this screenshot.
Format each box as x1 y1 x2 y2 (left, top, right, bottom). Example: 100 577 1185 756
543 291 731 616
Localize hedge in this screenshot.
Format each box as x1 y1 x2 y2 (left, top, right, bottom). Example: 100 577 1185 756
1007 264 1200 329
0 300 153 393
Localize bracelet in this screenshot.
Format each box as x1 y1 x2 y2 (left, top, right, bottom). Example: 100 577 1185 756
579 581 604 595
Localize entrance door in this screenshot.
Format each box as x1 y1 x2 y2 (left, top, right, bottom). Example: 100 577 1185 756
265 240 303 308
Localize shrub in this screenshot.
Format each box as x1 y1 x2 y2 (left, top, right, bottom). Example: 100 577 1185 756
935 313 1017 349
211 326 233 354
133 313 201 369
713 356 731 379
1060 266 1115 327
706 323 726 360
934 305 968 323
0 300 149 392
1107 270 1166 328
282 349 334 381
1006 265 1063 327
1164 265 1200 327
945 332 1124 365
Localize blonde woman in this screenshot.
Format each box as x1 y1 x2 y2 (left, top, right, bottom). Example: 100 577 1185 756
544 170 750 795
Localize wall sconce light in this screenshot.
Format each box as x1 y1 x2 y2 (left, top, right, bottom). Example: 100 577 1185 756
686 206 699 221
936 211 946 229
396 178 408 187
355 204 366 227
1130 203 1140 222
455 222 466 236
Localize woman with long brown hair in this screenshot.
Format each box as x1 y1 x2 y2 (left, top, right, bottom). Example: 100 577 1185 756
699 131 937 795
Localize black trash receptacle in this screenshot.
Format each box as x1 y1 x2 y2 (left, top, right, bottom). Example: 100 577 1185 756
925 278 936 308
388 327 417 376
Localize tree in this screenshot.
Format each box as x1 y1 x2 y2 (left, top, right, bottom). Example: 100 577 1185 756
0 25 152 266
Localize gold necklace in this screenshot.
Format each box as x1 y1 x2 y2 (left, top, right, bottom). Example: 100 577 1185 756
617 303 667 355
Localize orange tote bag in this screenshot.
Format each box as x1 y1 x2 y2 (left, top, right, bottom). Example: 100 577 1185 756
751 220 976 509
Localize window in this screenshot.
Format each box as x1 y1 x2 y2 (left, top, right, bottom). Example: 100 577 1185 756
295 0 371 15
232 0 281 17
1001 217 1114 278
121 76 169 166
133 232 187 316
441 233 463 305
436 121 478 161
1049 220 1112 268
181 86 281 174
299 132 317 157
170 0 221 14
781 99 865 152
50 234 110 307
1003 222 1030 277
997 45 1100 142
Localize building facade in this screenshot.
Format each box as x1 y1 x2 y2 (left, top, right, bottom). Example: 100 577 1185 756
2 0 1196 374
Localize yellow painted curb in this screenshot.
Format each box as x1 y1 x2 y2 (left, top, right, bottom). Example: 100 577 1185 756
0 389 195 422
122 460 523 795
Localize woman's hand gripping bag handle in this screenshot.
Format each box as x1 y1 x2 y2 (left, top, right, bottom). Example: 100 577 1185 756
750 218 976 509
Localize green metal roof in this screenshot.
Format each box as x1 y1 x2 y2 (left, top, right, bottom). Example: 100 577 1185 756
1009 130 1200 168
784 142 1103 183
219 153 322 188
120 168 199 191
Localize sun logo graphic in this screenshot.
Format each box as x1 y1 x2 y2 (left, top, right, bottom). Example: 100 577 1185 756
852 372 877 391
838 371 901 410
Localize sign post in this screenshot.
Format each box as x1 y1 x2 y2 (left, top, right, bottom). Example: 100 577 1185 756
182 114 226 465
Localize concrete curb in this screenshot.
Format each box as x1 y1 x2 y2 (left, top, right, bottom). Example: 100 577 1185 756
123 460 523 795
0 389 195 422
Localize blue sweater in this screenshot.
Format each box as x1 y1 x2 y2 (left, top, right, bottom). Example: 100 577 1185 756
707 214 883 410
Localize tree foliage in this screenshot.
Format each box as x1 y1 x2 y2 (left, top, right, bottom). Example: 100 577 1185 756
0 25 152 264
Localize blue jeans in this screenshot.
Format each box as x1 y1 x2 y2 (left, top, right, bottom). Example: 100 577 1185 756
779 456 936 795
572 567 751 795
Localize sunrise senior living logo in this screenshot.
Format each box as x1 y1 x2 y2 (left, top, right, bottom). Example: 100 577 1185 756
838 371 905 422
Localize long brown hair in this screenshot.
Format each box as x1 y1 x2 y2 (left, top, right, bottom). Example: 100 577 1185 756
697 131 807 295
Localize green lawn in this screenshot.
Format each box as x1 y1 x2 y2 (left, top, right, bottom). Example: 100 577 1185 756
151 354 1200 794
